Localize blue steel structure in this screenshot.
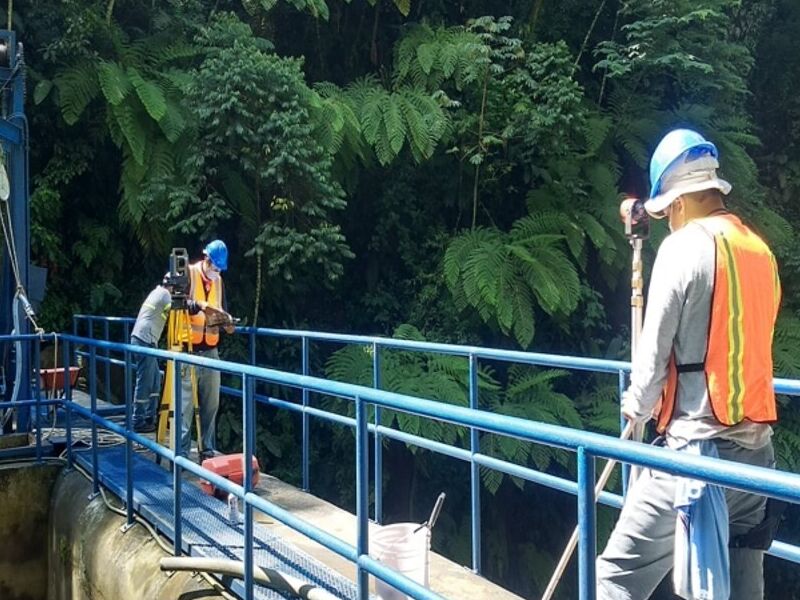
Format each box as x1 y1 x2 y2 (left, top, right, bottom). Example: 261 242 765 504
0 29 32 431
59 315 800 600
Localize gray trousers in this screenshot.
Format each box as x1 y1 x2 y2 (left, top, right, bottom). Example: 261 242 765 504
131 336 159 427
179 346 220 455
597 439 775 600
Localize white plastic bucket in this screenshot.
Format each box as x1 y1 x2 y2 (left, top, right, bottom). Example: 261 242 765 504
370 522 431 600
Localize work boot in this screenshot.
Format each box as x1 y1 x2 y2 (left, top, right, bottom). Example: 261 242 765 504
134 420 156 434
199 450 216 464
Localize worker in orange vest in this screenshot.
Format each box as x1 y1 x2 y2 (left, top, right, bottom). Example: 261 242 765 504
180 239 235 461
596 129 781 600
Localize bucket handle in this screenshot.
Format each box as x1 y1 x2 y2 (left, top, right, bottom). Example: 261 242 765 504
414 492 446 534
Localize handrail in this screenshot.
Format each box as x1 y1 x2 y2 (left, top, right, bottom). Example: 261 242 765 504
57 334 800 500
64 318 800 599
71 314 800 394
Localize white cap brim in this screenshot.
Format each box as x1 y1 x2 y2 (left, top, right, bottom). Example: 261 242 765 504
644 177 732 219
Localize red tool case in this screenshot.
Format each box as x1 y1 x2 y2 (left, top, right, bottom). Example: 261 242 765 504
200 453 260 498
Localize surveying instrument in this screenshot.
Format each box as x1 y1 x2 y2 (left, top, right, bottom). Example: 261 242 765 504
541 197 649 600
156 248 203 457
620 197 649 486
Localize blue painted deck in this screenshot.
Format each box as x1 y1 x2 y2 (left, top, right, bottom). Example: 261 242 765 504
74 446 362 600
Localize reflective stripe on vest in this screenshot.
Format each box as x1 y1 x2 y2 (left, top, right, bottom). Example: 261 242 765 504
657 214 780 434
188 262 221 347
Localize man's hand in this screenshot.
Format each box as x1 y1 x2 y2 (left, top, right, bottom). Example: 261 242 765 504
621 388 651 424
223 323 235 334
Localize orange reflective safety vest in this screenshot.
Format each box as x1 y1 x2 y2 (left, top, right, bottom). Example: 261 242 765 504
656 214 781 434
188 262 222 348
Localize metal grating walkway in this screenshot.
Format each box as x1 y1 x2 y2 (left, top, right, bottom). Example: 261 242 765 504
74 446 362 600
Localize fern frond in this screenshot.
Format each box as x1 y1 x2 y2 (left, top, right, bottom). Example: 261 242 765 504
157 100 187 142
381 92 407 156
55 63 101 125
127 67 167 121
511 281 535 347
97 61 131 106
110 101 147 165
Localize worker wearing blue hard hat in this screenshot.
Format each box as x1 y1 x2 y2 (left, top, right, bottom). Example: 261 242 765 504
203 239 228 272
596 129 782 600
180 239 235 461
644 128 732 222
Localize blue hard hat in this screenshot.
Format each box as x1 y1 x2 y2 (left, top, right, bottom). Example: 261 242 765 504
649 129 718 199
203 240 228 271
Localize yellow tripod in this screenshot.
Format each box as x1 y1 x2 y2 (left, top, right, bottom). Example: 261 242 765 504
157 308 203 455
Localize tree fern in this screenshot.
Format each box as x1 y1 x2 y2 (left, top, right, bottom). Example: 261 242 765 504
393 24 485 91
54 63 101 125
46 18 197 250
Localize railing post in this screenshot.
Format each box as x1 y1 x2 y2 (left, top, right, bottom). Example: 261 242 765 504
63 338 73 468
577 446 597 600
619 369 629 496
355 395 369 599
373 342 383 524
243 374 255 600
124 348 134 529
124 321 132 405
33 337 41 461
173 357 182 557
249 330 256 365
87 317 94 397
469 353 481 573
301 336 310 492
89 346 99 497
103 320 111 403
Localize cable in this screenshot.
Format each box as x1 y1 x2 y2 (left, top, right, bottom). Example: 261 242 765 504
40 425 128 448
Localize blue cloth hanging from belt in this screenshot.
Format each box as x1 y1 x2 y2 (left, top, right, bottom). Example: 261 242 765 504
673 440 730 600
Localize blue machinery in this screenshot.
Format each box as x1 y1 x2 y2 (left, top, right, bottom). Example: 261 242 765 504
0 29 32 431
0 316 795 599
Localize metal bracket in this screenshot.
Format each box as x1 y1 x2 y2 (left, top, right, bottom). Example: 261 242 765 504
120 521 136 534
87 492 100 501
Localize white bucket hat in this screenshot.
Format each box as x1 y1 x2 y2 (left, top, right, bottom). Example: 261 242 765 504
643 154 731 219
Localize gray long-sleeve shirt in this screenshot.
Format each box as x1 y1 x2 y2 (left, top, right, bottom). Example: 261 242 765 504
131 286 172 346
622 216 773 450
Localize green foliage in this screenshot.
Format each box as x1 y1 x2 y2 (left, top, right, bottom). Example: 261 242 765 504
18 0 800 596
444 212 597 347
42 13 196 249
165 14 353 293
594 0 751 105
324 324 499 450
774 314 800 378
312 77 449 166
242 0 413 20
393 23 486 91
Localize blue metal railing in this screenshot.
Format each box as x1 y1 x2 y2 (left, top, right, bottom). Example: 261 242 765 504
72 315 633 574
65 317 800 598
72 316 800 566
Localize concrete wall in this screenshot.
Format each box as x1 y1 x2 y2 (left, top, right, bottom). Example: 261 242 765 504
48 468 225 600
0 462 61 600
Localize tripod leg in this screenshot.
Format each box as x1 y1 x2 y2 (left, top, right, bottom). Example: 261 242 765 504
192 366 203 457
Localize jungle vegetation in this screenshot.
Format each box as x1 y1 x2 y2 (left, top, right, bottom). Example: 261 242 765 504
12 0 800 597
